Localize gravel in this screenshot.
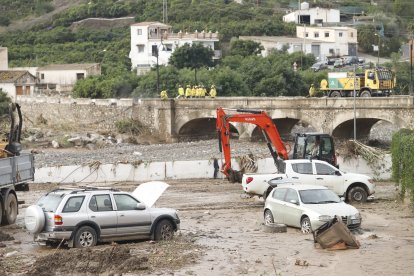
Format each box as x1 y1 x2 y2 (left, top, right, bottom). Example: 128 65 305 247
32 140 274 168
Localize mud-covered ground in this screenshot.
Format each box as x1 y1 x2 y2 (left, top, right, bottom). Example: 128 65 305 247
1 180 414 275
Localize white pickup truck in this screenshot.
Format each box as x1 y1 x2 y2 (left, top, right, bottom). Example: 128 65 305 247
241 159 375 203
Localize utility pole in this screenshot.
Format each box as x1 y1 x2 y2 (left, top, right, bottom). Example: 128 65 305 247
410 39 413 95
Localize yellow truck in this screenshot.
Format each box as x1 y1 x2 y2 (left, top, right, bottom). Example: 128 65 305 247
320 68 396 97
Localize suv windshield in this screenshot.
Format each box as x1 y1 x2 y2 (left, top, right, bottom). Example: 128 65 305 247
37 193 64 212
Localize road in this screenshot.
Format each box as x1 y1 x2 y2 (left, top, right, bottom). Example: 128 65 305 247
0 180 413 275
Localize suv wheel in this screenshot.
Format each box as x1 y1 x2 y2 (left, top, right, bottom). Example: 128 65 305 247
74 226 97 248
154 219 174 241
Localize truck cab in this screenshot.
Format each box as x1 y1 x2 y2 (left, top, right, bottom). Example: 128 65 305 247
292 133 337 167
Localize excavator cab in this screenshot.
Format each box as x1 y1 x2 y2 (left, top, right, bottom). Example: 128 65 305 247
293 133 337 167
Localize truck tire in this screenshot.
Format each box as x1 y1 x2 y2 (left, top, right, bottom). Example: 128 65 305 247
2 193 18 225
0 199 3 225
360 90 371 97
329 91 341 97
347 186 368 203
24 205 45 234
262 223 287 233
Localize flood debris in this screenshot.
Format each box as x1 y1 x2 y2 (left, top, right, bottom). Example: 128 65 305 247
313 216 360 250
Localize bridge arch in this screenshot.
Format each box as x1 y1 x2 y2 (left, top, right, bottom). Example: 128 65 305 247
177 117 239 141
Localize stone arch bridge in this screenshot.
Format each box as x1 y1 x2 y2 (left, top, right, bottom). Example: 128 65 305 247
18 96 414 142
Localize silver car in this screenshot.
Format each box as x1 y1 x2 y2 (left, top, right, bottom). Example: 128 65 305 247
264 184 361 234
24 181 180 248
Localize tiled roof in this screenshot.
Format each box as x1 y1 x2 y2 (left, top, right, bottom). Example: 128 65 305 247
131 21 170 28
0 70 28 83
37 63 99 71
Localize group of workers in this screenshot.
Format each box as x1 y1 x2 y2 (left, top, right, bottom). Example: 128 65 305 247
160 84 217 100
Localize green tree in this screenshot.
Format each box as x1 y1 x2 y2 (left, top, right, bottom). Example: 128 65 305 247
0 90 12 116
169 43 214 83
228 39 264 57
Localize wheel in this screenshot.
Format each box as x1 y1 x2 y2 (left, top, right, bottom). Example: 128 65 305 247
329 91 341 97
24 205 45 234
264 209 274 225
301 216 312 234
0 199 3 225
2 193 18 225
154 219 174 241
347 186 368 203
360 90 371 97
74 226 97 248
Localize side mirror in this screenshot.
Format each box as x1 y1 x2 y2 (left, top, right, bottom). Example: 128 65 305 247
135 203 146 210
289 199 299 205
334 170 341 176
340 197 345 202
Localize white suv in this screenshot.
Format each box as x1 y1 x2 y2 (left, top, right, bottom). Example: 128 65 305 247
24 182 180 248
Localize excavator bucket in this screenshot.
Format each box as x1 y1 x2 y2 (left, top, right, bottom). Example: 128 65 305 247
313 216 360 250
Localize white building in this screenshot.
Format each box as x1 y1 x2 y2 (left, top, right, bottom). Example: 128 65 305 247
283 2 340 25
0 71 36 101
129 21 220 75
36 63 101 95
240 26 357 61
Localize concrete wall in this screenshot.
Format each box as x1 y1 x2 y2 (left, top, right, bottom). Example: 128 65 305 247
0 83 16 100
33 154 392 184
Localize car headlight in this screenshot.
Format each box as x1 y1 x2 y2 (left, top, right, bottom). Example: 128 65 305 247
318 215 333 222
350 213 360 219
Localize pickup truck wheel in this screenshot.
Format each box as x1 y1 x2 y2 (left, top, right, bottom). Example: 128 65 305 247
301 217 312 234
264 210 274 225
2 193 18 225
154 219 174 241
347 186 368 203
74 226 97 248
0 200 3 225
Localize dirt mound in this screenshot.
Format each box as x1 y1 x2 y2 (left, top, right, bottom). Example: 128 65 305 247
0 231 14 242
28 236 202 275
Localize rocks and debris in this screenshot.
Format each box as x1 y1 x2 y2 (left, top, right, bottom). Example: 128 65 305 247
0 231 15 242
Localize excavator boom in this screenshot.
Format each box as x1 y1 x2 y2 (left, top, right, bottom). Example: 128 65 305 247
216 107 288 182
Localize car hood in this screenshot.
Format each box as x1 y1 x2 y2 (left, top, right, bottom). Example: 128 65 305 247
132 181 170 208
304 202 358 217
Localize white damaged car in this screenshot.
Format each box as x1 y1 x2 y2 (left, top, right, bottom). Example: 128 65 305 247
264 184 361 233
24 181 180 248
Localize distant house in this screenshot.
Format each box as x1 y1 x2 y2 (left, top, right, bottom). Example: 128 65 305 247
129 21 220 75
0 70 36 101
36 63 101 95
283 2 340 25
240 26 357 61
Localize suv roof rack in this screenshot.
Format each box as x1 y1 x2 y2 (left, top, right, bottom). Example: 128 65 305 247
48 186 120 194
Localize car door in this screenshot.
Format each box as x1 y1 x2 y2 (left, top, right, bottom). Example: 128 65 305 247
113 193 152 236
314 161 344 193
87 194 118 237
268 188 288 224
289 162 316 185
282 188 303 228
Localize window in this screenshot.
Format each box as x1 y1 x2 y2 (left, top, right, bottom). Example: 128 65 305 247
114 194 140 211
324 32 330 38
314 32 319 38
315 163 336 175
272 188 287 200
315 19 323 24
165 44 173 51
305 32 309 38
350 32 354 38
89 194 113 212
329 48 334 54
291 163 313 175
137 29 142 35
37 194 64 212
62 196 85 213
76 73 85 80
285 189 299 203
137 44 145 53
41 73 44 80
339 32 343 37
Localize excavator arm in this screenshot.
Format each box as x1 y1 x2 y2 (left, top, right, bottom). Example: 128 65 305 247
216 107 288 182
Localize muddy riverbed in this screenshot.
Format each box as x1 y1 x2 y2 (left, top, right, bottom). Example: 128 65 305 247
1 179 413 275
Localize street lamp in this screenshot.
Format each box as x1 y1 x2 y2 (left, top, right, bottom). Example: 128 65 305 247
156 37 165 95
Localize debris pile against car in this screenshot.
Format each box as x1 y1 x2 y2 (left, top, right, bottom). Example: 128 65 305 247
313 216 360 250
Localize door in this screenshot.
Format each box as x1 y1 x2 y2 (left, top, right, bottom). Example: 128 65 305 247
314 161 344 193
25 86 30 95
282 188 303 227
311 45 320 58
289 162 316 184
16 86 23 95
87 194 118 237
268 188 288 224
113 194 151 235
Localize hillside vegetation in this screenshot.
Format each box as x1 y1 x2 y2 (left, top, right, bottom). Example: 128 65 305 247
0 0 412 98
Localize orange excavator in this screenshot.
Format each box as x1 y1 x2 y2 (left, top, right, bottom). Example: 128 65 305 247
216 107 337 183
216 107 289 183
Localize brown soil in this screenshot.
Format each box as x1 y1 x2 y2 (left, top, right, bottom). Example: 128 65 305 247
0 180 413 275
